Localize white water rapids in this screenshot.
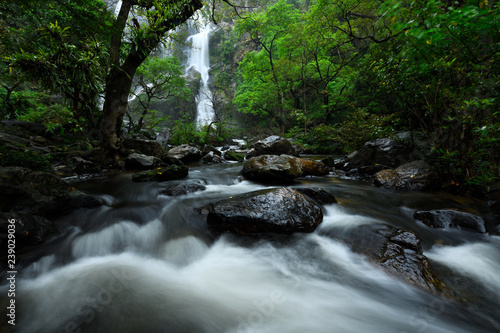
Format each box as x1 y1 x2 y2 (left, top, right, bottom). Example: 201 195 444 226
3 164 500 332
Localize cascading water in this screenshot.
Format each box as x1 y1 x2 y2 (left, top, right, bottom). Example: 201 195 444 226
185 20 215 127
3 162 500 333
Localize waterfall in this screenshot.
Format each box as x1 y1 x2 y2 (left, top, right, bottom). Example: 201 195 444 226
185 20 215 127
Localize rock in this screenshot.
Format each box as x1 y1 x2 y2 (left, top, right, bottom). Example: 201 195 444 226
167 144 203 163
132 165 188 182
160 154 184 166
373 160 439 191
298 158 330 176
0 166 102 217
68 156 103 174
35 195 103 218
159 182 206 196
321 156 337 168
338 137 414 171
414 209 487 233
205 187 323 234
242 155 303 184
202 145 222 157
125 153 162 170
246 136 299 159
0 212 59 247
294 187 337 205
242 155 330 184
123 138 163 157
328 223 450 295
202 151 224 164
223 150 245 162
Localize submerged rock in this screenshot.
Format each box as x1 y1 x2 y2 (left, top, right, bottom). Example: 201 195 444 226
329 223 450 295
132 165 188 182
205 187 323 234
373 160 439 191
414 209 486 233
159 182 206 196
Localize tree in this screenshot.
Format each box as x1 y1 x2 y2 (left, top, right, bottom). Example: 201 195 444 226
128 55 190 133
0 0 113 126
100 0 203 162
234 0 300 135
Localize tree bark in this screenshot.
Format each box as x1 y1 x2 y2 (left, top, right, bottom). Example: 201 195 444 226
99 0 203 163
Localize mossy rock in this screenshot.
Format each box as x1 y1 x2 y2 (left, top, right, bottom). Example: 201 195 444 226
132 165 188 182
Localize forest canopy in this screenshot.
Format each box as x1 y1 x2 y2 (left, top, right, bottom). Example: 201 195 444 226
0 0 498 187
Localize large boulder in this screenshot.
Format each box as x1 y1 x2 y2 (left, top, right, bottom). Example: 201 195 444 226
298 158 331 176
0 166 102 217
294 187 337 205
242 155 329 184
166 144 203 163
125 153 162 170
204 187 323 234
336 137 416 171
123 138 163 157
246 136 299 159
414 209 486 233
132 165 188 182
373 160 439 191
242 155 303 183
326 223 450 295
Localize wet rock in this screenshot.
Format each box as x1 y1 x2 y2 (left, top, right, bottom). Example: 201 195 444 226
125 153 162 170
373 160 439 191
0 166 102 217
0 212 59 247
167 144 203 163
242 155 330 184
330 223 450 295
68 156 103 174
246 136 299 159
414 209 486 233
123 138 163 157
294 187 337 205
339 138 411 170
298 158 330 176
132 165 188 182
202 151 224 164
242 155 303 184
223 150 245 162
204 187 323 234
159 182 206 196
202 145 222 157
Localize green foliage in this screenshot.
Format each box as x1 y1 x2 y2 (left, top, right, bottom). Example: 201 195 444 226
168 113 202 145
17 103 74 134
333 109 397 153
368 0 500 186
286 124 340 154
0 146 52 172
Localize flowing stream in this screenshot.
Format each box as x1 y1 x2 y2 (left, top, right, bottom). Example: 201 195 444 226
185 20 215 127
3 162 500 332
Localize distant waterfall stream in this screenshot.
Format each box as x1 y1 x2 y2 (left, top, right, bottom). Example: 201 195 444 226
185 20 215 127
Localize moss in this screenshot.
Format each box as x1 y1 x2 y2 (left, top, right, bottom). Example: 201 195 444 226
0 145 52 172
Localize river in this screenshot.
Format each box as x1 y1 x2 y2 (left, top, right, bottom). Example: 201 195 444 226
4 162 500 332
